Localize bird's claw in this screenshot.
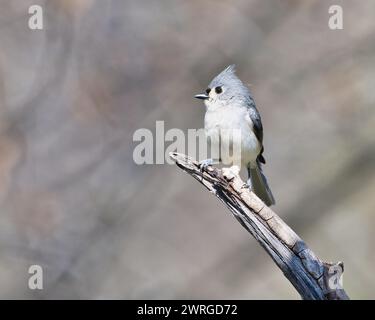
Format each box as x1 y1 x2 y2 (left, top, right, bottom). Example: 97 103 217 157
199 159 214 172
243 178 252 190
222 165 240 181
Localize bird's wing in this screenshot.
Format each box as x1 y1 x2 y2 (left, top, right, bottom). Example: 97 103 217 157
246 105 266 164
247 106 263 143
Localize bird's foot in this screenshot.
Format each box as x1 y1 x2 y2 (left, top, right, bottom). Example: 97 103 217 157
198 158 215 172
242 178 252 190
222 165 240 182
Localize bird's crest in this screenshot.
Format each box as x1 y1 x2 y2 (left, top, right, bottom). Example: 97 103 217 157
209 64 243 89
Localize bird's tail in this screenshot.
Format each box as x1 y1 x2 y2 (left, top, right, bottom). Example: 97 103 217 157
249 162 275 206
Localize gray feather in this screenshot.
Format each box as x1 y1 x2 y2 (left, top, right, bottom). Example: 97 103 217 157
248 163 275 206
204 65 274 205
210 65 264 146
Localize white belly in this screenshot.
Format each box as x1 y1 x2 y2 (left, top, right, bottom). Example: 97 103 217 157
204 105 260 167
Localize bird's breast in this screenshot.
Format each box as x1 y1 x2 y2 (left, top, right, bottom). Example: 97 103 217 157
204 106 261 165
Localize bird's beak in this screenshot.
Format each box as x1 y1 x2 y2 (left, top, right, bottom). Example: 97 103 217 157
194 93 209 100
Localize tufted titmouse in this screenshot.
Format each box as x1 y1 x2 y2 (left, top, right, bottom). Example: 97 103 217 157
195 65 275 206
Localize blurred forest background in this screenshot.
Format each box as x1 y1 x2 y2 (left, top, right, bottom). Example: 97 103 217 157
0 0 374 299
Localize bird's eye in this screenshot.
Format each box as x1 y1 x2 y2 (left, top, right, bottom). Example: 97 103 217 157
215 86 223 94
205 88 211 94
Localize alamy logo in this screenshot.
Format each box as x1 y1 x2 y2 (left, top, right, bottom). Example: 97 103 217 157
327 264 344 290
28 5 43 30
28 265 43 290
133 121 243 166
328 5 343 30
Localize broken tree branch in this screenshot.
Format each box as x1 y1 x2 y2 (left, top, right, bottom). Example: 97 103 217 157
170 152 349 300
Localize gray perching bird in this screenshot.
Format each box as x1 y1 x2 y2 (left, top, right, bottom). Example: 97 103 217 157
195 65 275 206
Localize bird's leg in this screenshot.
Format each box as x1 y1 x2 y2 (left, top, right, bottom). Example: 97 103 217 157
244 163 252 189
198 158 219 172
245 177 252 189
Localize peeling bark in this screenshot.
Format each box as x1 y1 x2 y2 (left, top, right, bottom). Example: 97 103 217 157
170 152 349 300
